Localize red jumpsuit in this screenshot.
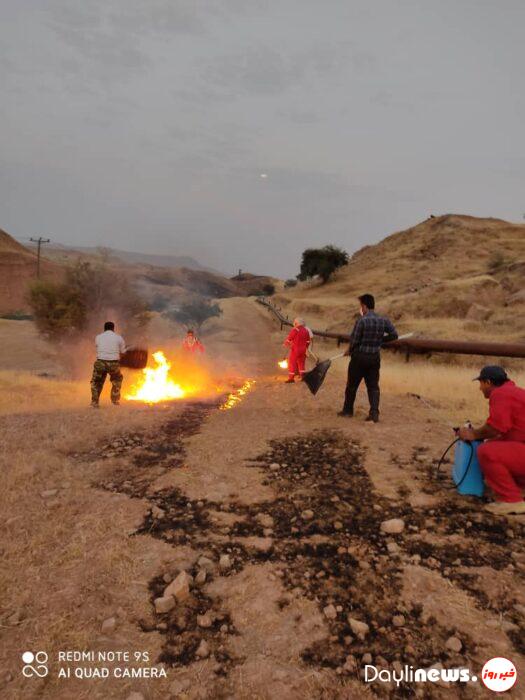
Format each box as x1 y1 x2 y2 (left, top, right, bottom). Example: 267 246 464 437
477 381 525 502
285 326 310 379
182 337 204 353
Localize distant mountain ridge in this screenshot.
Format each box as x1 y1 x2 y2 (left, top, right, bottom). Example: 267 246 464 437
34 241 222 275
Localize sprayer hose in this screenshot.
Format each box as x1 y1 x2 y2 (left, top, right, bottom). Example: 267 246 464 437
436 438 474 490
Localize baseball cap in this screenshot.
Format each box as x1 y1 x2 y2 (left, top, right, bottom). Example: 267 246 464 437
473 365 508 383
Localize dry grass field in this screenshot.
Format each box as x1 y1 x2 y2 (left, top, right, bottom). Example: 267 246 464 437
1 298 525 699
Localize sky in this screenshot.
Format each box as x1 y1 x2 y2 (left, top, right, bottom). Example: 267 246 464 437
1 1 524 278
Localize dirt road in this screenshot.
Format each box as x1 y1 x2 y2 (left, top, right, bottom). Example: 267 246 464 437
1 298 524 699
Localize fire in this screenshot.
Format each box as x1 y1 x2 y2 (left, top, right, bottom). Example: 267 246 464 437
278 359 288 369
220 380 256 410
125 351 187 403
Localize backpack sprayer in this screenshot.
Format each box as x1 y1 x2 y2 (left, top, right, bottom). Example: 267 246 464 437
410 394 485 497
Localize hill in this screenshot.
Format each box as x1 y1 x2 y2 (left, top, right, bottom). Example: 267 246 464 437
41 241 220 274
275 214 525 343
1 228 279 315
0 230 63 314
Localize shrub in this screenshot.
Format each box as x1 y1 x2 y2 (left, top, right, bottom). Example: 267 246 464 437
487 250 512 274
262 283 276 296
164 298 222 331
29 259 147 340
297 245 349 283
284 278 297 288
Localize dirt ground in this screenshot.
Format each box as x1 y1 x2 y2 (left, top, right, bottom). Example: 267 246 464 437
1 298 524 700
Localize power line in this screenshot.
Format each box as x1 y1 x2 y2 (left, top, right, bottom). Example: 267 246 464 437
29 237 51 278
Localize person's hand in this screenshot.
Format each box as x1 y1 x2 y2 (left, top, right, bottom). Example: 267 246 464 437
458 426 476 442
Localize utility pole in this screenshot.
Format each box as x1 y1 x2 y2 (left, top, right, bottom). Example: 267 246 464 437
30 237 50 278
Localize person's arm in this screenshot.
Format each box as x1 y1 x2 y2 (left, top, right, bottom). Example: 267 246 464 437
459 423 500 441
345 319 362 356
119 336 126 355
383 318 398 344
284 328 296 347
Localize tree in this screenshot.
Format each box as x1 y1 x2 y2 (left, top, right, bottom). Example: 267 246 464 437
164 298 222 331
29 259 147 340
297 245 349 283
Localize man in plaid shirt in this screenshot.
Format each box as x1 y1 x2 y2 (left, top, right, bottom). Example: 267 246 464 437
338 294 398 422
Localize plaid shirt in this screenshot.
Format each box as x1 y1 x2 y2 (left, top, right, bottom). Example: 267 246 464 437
349 311 398 354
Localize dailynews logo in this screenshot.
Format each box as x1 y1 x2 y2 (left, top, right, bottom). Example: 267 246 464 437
365 657 518 692
21 651 49 678
482 657 517 692
365 665 476 687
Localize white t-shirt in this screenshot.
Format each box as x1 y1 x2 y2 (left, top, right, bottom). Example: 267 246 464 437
95 330 126 361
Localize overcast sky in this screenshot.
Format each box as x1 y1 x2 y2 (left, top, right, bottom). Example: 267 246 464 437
1 1 524 277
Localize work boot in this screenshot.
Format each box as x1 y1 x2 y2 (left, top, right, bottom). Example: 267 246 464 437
285 378 295 384
366 412 379 423
337 410 353 417
112 401 120 406
485 501 525 516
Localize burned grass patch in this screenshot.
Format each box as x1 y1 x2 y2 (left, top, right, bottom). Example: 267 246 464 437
82 401 217 497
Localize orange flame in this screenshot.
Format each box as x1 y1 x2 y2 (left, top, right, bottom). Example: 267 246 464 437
278 359 288 370
125 351 187 403
220 380 256 410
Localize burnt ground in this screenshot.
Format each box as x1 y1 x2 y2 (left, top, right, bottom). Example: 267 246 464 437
74 401 525 699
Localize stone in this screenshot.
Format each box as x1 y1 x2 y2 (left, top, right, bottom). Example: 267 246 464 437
197 556 215 572
248 537 274 554
219 554 232 572
256 513 274 528
155 596 175 614
380 518 405 535
392 615 405 627
323 604 337 620
348 617 370 640
362 653 373 664
41 489 58 498
387 542 400 554
101 617 116 633
126 693 145 700
164 571 191 601
334 521 343 530
270 463 281 471
445 636 462 653
301 509 314 520
197 612 214 628
195 640 210 658
151 505 165 519
263 528 273 537
195 569 207 586
513 603 525 617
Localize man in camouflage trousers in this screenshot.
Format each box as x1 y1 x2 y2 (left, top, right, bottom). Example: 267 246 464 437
91 321 126 407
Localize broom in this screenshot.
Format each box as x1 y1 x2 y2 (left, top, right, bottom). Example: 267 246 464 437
303 333 414 396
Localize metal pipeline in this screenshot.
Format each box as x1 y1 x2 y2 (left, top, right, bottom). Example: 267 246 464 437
256 297 525 359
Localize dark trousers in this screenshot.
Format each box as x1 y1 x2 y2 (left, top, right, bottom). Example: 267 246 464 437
342 351 380 416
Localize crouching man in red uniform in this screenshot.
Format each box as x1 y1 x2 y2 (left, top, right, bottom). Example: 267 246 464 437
459 365 525 516
283 318 310 384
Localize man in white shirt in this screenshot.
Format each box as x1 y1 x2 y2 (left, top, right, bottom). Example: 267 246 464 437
91 321 126 407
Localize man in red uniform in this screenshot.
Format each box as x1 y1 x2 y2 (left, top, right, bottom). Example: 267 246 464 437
459 366 525 515
182 330 205 354
283 318 310 383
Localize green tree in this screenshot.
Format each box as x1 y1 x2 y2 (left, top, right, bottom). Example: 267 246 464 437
297 245 349 283
29 259 147 340
164 298 222 331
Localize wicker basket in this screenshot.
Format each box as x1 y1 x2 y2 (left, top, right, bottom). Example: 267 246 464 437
120 347 148 369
